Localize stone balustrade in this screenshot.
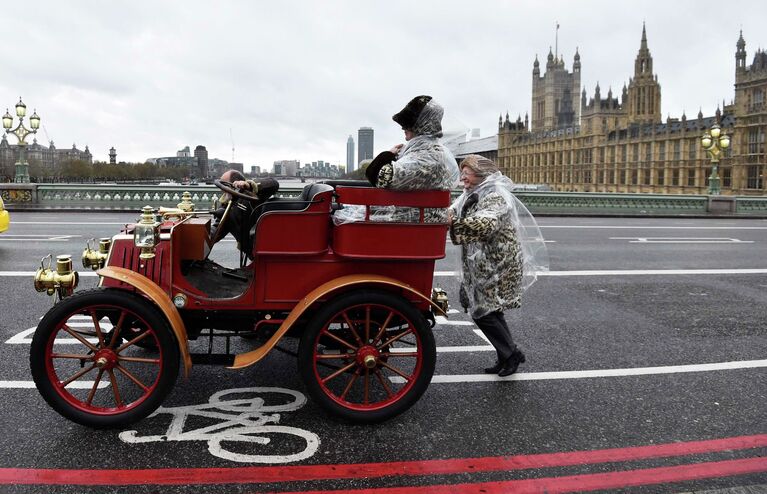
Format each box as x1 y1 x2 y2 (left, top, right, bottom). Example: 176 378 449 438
1 182 766 217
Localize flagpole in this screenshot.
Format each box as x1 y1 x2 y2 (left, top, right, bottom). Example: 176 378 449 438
555 21 559 60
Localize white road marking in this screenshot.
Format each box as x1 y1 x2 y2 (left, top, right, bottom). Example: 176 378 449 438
436 345 494 353
0 380 108 389
434 315 473 326
11 222 127 225
0 271 98 277
0 234 81 242
8 359 767 389
435 268 767 277
441 359 767 382
474 330 491 345
540 268 767 276
610 237 754 244
390 359 767 384
119 387 319 464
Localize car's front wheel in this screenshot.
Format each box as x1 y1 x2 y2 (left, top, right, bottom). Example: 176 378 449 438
30 288 179 428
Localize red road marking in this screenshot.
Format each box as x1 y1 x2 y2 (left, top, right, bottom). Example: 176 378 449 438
271 457 767 494
2 433 766 486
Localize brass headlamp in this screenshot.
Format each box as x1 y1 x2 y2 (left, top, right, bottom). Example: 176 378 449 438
34 254 79 299
82 237 111 270
134 206 160 259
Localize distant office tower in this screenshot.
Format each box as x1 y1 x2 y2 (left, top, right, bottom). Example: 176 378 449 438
194 145 209 178
273 159 300 177
346 135 355 172
358 127 374 165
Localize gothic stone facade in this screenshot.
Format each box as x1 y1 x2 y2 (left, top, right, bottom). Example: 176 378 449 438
498 27 766 195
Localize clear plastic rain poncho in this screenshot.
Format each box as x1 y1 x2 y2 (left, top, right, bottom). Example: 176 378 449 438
333 99 459 225
450 171 549 319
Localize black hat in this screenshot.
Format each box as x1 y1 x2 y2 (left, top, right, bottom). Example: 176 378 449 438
392 95 432 130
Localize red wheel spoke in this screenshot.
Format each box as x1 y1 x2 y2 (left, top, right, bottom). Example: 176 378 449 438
321 361 357 384
117 356 160 365
340 369 360 400
372 311 394 346
315 352 354 360
115 365 149 392
364 306 371 342
108 311 127 349
62 324 99 352
380 351 419 358
378 328 414 350
341 312 364 346
107 369 123 407
51 353 92 360
116 331 151 353
89 310 105 347
60 364 96 387
380 360 413 382
320 330 357 352
374 369 394 398
86 369 104 405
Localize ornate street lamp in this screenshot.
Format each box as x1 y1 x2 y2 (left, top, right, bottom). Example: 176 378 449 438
700 123 730 195
3 97 40 183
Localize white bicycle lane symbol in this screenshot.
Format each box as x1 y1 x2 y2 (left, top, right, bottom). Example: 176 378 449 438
119 387 320 463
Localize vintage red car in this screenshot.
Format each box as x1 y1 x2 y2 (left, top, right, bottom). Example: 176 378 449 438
30 180 450 427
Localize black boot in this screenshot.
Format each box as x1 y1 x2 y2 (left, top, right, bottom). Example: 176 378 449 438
484 360 504 374
498 349 526 377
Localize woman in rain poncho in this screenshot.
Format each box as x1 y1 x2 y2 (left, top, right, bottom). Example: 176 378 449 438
448 155 549 377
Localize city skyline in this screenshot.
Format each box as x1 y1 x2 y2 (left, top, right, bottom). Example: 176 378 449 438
0 1 765 167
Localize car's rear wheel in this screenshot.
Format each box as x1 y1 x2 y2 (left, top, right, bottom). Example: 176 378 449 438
298 289 435 423
30 288 179 428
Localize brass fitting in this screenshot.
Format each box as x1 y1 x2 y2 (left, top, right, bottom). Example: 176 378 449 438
34 254 79 298
363 355 377 369
431 287 449 314
82 237 111 270
177 191 195 212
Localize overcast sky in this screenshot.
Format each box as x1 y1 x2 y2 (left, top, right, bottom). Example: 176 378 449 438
1 0 764 170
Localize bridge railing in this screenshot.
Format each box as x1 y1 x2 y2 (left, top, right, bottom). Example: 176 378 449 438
1 183 766 217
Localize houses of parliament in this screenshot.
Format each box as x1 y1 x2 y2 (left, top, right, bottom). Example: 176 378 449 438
498 26 766 195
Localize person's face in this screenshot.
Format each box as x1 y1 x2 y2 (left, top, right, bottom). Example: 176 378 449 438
403 129 415 141
460 167 482 190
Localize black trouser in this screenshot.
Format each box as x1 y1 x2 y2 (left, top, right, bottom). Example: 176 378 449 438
473 311 517 362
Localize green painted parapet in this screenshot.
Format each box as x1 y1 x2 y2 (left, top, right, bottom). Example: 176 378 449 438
2 183 305 210
735 196 767 214
514 191 709 215
1 183 765 217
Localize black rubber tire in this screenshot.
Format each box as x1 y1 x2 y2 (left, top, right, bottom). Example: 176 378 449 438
298 289 435 424
30 288 180 428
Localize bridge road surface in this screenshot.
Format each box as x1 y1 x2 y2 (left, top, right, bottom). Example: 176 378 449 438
0 211 765 493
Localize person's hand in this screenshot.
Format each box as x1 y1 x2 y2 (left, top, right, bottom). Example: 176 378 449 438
233 180 250 190
389 143 404 154
447 209 454 225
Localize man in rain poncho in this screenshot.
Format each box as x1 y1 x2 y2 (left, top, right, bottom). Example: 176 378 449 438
365 95 459 192
334 95 458 225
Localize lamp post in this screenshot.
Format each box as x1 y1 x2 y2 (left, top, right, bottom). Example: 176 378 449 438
3 97 40 183
700 123 730 195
